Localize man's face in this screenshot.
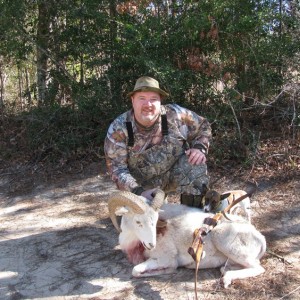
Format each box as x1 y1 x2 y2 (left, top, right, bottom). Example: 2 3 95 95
131 91 161 127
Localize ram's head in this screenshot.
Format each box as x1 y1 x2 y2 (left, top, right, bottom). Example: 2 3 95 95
108 189 165 250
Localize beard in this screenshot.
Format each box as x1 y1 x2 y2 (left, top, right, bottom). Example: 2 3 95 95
134 108 160 128
140 110 160 126
140 112 158 123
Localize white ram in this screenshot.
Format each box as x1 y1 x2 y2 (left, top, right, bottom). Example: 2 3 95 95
108 189 266 288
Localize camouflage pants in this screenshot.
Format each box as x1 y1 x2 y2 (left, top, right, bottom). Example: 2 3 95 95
166 153 209 208
169 153 209 195
128 136 209 207
130 152 209 195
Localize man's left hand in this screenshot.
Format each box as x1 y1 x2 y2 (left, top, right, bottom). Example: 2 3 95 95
185 148 206 165
141 188 157 200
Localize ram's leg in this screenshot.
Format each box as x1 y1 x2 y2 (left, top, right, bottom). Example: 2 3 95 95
212 222 266 288
132 257 178 277
221 261 246 275
222 264 265 288
221 262 265 288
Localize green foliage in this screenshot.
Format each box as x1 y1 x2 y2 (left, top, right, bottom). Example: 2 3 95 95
22 105 109 162
0 0 299 164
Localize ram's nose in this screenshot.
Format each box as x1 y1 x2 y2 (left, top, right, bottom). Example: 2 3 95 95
143 242 155 250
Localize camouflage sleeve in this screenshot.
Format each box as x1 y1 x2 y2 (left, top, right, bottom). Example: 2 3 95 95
104 114 139 191
168 104 212 150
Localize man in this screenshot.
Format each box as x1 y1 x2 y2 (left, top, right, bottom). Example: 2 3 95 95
104 76 212 207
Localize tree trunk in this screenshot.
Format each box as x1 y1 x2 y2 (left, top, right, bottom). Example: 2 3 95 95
25 66 32 107
36 1 51 106
18 66 23 110
0 60 5 111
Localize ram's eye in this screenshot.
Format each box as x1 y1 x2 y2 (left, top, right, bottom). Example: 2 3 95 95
136 221 142 226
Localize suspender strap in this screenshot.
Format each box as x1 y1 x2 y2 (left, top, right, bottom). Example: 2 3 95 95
126 121 134 147
161 114 169 136
126 107 168 146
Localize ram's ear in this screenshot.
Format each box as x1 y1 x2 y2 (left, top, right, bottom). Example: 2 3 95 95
221 193 231 200
115 207 129 216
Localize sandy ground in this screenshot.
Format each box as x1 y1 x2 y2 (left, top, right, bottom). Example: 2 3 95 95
0 161 299 300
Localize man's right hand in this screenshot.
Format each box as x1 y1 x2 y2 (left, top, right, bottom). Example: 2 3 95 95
185 148 206 165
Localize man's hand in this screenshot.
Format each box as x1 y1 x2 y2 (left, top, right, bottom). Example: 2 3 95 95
141 188 157 200
185 148 206 165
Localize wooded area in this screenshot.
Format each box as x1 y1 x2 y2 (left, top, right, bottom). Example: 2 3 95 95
0 0 299 167
0 2 299 299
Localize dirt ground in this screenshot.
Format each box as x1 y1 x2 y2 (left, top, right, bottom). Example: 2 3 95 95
0 157 299 300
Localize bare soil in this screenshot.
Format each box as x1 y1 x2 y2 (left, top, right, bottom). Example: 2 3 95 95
0 147 299 299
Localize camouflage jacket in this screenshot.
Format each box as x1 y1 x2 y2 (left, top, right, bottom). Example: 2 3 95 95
104 104 212 191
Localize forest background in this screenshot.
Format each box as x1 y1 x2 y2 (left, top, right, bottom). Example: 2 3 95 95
0 0 299 175
0 2 299 299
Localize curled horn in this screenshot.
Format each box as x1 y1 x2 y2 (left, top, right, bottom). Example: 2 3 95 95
108 191 148 232
151 189 166 211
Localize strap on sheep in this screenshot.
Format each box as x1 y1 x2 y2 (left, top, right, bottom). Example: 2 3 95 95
188 192 252 300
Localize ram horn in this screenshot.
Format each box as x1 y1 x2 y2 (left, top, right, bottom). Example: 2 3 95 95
151 189 166 211
108 191 148 232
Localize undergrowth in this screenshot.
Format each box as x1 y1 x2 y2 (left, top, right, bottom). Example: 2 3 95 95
0 93 299 175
